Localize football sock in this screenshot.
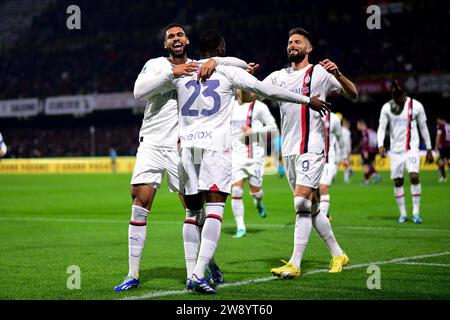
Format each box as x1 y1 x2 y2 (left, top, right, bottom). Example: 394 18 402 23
183 208 203 278
312 211 344 257
250 189 264 207
320 194 330 217
231 187 245 231
344 167 351 182
193 202 225 279
289 197 312 270
411 183 421 217
128 205 149 279
394 186 407 217
439 163 446 178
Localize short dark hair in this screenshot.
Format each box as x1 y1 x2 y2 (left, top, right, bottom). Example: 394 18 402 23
163 23 187 40
198 30 223 53
288 27 313 44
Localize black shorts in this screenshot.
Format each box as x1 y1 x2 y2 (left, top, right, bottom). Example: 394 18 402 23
362 152 377 165
439 148 450 160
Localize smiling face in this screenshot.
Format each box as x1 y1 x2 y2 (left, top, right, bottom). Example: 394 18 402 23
164 26 189 58
287 34 312 63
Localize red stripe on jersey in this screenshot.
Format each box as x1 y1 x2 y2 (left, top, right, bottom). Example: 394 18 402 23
246 100 256 158
325 112 330 163
300 65 314 154
406 98 413 151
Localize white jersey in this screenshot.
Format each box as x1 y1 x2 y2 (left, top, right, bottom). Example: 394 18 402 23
171 65 308 152
377 97 432 153
323 112 345 164
263 64 342 156
0 132 7 155
135 57 179 149
342 126 352 157
134 56 250 149
231 99 277 161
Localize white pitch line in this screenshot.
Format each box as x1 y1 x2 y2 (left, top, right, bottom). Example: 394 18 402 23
395 262 450 267
120 251 450 300
1 216 450 233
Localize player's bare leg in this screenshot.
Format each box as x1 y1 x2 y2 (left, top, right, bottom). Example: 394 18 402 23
409 172 422 223
311 189 348 272
249 182 267 219
231 180 246 238
393 177 408 223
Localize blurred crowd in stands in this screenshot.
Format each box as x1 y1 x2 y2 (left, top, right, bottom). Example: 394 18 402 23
1 0 448 99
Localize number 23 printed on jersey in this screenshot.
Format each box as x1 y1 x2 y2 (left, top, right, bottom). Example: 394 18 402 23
181 80 222 117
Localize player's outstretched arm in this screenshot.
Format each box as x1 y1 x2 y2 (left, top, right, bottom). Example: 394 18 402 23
377 106 388 156
134 69 175 100
416 105 433 163
320 59 358 100
197 57 256 82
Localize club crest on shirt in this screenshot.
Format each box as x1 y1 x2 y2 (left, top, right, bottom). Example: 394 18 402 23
305 75 311 84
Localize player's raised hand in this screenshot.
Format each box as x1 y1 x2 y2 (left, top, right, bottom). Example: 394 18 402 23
425 150 434 164
308 94 331 117
246 62 260 75
197 59 217 83
172 62 199 77
379 146 387 158
319 59 341 77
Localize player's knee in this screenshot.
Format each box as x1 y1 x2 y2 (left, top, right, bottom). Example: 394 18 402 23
394 178 404 187
231 186 244 199
131 205 149 223
319 184 329 195
410 173 419 184
131 185 151 209
294 196 312 215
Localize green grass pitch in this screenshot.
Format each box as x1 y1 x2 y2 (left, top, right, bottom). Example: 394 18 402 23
0 171 449 300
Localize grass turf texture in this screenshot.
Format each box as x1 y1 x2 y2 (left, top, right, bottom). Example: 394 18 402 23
0 171 449 300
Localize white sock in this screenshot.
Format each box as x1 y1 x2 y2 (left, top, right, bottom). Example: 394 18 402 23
231 187 245 231
289 197 312 270
344 167 351 182
312 211 344 257
183 208 203 278
250 190 264 207
320 194 330 217
411 184 421 216
394 186 407 217
193 202 225 279
128 205 149 279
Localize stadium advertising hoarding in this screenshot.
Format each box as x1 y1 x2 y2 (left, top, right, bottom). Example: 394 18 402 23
0 153 438 174
44 95 95 115
0 98 40 118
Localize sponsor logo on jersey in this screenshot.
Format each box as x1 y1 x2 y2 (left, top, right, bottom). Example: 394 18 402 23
180 131 213 141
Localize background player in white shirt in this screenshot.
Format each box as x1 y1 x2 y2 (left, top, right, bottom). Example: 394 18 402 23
266 27 358 278
0 132 7 158
114 24 253 292
377 80 433 224
319 112 346 222
230 89 278 238
340 116 353 183
161 30 329 294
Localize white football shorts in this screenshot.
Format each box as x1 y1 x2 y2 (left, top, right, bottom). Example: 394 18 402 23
319 162 338 186
283 152 325 191
130 142 180 192
390 150 420 179
179 147 232 195
232 153 265 187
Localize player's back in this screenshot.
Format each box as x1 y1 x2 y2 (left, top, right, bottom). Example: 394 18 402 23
173 65 238 152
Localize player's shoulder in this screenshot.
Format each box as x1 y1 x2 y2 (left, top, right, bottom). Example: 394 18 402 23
410 97 424 109
254 99 269 109
381 101 392 113
140 56 170 74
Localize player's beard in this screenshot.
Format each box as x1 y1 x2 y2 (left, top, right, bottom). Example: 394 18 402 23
288 48 307 63
167 45 188 58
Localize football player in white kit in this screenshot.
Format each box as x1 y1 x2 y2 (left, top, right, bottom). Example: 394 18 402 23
230 89 278 238
266 28 358 278
319 112 346 222
0 132 7 158
114 24 253 292
377 80 433 224
341 117 353 183
156 30 329 294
